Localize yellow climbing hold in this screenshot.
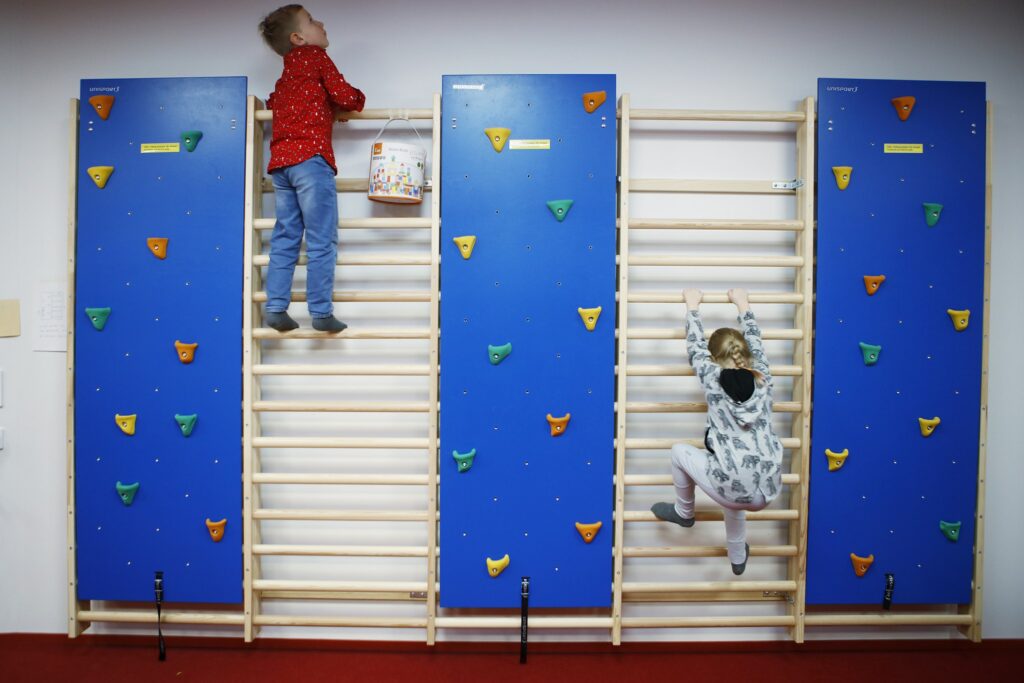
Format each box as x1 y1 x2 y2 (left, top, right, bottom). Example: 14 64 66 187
826 448 849 472
175 340 198 364
546 413 571 437
919 416 941 437
205 518 227 542
578 306 602 331
947 308 970 332
147 237 169 260
88 95 115 120
832 166 852 190
486 553 510 577
582 90 607 113
115 413 137 436
87 166 114 189
453 235 477 259
575 521 603 543
850 552 874 577
484 127 511 153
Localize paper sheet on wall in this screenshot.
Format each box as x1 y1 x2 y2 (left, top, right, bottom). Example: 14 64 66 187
32 282 67 352
0 299 20 337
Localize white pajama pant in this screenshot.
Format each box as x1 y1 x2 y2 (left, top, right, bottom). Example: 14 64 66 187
670 443 768 564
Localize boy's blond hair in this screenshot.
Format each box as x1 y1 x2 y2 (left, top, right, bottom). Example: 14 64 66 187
259 4 304 56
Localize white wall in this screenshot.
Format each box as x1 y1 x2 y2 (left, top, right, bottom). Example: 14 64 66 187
0 0 1021 638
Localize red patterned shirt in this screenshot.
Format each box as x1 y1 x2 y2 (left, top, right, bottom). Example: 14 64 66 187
266 45 365 174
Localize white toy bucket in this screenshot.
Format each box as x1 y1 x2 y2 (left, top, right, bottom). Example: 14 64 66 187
368 118 426 204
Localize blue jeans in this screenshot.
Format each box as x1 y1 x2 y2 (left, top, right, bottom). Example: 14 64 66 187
266 155 338 318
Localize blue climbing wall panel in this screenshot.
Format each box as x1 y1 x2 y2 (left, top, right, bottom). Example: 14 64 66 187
808 78 986 605
439 75 616 608
75 77 246 603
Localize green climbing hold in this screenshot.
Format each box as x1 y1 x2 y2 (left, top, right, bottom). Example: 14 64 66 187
116 481 140 506
922 202 943 227
181 130 203 152
546 199 574 222
175 413 198 437
453 448 477 473
939 520 962 542
85 307 111 331
488 342 512 365
859 341 881 366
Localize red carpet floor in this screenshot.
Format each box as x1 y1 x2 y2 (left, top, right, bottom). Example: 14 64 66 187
1 634 1021 682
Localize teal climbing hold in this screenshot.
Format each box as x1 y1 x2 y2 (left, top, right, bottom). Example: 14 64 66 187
939 520 962 542
181 130 203 152
923 202 943 227
453 448 477 472
488 342 512 365
858 341 881 366
175 413 198 437
85 307 111 331
115 481 140 506
546 199 574 222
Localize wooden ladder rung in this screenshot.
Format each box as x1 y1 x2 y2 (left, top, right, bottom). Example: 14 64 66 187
627 255 804 267
252 217 432 230
626 328 803 340
625 364 802 377
621 509 799 522
253 544 427 557
630 179 798 194
253 363 430 376
623 544 798 558
625 218 804 231
625 400 801 413
252 400 430 413
253 508 430 522
253 290 431 303
251 254 431 267
252 328 431 340
253 579 428 593
254 473 429 485
623 473 801 486
621 580 797 593
253 436 429 449
623 437 801 450
627 291 805 304
627 108 806 123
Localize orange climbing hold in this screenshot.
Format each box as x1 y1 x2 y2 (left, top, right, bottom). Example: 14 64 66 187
205 518 227 542
147 237 169 260
87 166 114 189
546 413 571 437
891 96 916 121
575 521 603 543
863 275 886 296
174 340 198 364
88 95 115 120
919 416 941 437
115 413 137 436
850 552 874 577
582 91 607 113
947 308 970 332
832 166 852 191
825 448 849 472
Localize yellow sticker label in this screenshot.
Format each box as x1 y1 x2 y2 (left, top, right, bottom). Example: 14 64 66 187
884 143 924 154
509 139 551 150
141 143 181 154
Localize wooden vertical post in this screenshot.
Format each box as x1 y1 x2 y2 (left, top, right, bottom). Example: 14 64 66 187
66 97 87 638
960 100 992 643
426 92 442 645
611 94 631 645
788 96 815 643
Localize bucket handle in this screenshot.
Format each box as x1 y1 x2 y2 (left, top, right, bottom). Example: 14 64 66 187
373 117 426 147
